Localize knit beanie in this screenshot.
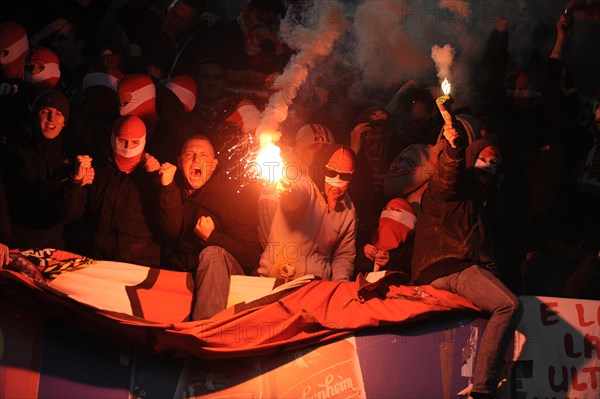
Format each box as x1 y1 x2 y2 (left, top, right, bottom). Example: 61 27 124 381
32 89 70 123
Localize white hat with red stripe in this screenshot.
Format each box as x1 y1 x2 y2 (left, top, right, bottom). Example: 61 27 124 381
160 74 197 112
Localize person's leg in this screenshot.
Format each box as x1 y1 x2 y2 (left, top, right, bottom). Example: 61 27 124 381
431 265 523 397
191 246 245 320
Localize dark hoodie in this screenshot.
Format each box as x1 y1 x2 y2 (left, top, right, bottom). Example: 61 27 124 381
410 137 498 285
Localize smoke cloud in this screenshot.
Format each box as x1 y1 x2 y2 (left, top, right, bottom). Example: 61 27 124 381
251 0 599 138
431 44 456 84
256 1 348 147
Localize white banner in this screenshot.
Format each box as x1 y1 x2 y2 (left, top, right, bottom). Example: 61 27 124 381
507 296 600 398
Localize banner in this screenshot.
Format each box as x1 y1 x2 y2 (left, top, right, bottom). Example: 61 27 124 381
509 296 600 398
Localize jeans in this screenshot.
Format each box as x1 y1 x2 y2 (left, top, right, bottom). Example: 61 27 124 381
430 265 523 396
191 246 245 320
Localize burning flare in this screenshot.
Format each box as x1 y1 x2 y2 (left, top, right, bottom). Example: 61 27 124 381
441 78 451 96
255 132 284 184
436 77 454 127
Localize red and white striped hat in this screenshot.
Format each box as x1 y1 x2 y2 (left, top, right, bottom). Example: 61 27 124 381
224 99 261 134
0 21 28 79
23 47 61 100
83 64 122 92
374 197 417 251
83 63 123 113
160 74 197 112
118 74 157 134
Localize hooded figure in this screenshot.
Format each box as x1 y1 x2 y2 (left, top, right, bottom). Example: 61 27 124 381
411 137 500 284
410 125 522 399
258 143 357 281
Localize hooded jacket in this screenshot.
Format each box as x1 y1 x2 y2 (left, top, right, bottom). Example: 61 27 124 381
410 138 497 285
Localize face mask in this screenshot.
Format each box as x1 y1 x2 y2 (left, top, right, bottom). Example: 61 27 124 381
324 167 352 187
111 133 146 158
474 158 498 175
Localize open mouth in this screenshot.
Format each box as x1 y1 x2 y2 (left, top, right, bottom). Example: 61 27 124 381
190 166 202 180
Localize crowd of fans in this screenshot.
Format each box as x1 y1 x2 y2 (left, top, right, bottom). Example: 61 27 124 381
1 0 599 320
2 1 599 397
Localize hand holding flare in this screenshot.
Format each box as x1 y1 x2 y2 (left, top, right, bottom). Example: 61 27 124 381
436 78 454 127
436 78 460 148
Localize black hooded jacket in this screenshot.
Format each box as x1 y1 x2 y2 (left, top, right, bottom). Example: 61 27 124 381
410 138 498 285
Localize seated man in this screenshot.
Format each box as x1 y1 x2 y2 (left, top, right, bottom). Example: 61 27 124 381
257 144 357 281
411 124 522 399
157 135 261 319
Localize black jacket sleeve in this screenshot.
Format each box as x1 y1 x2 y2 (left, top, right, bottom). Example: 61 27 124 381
428 141 466 203
158 182 184 240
